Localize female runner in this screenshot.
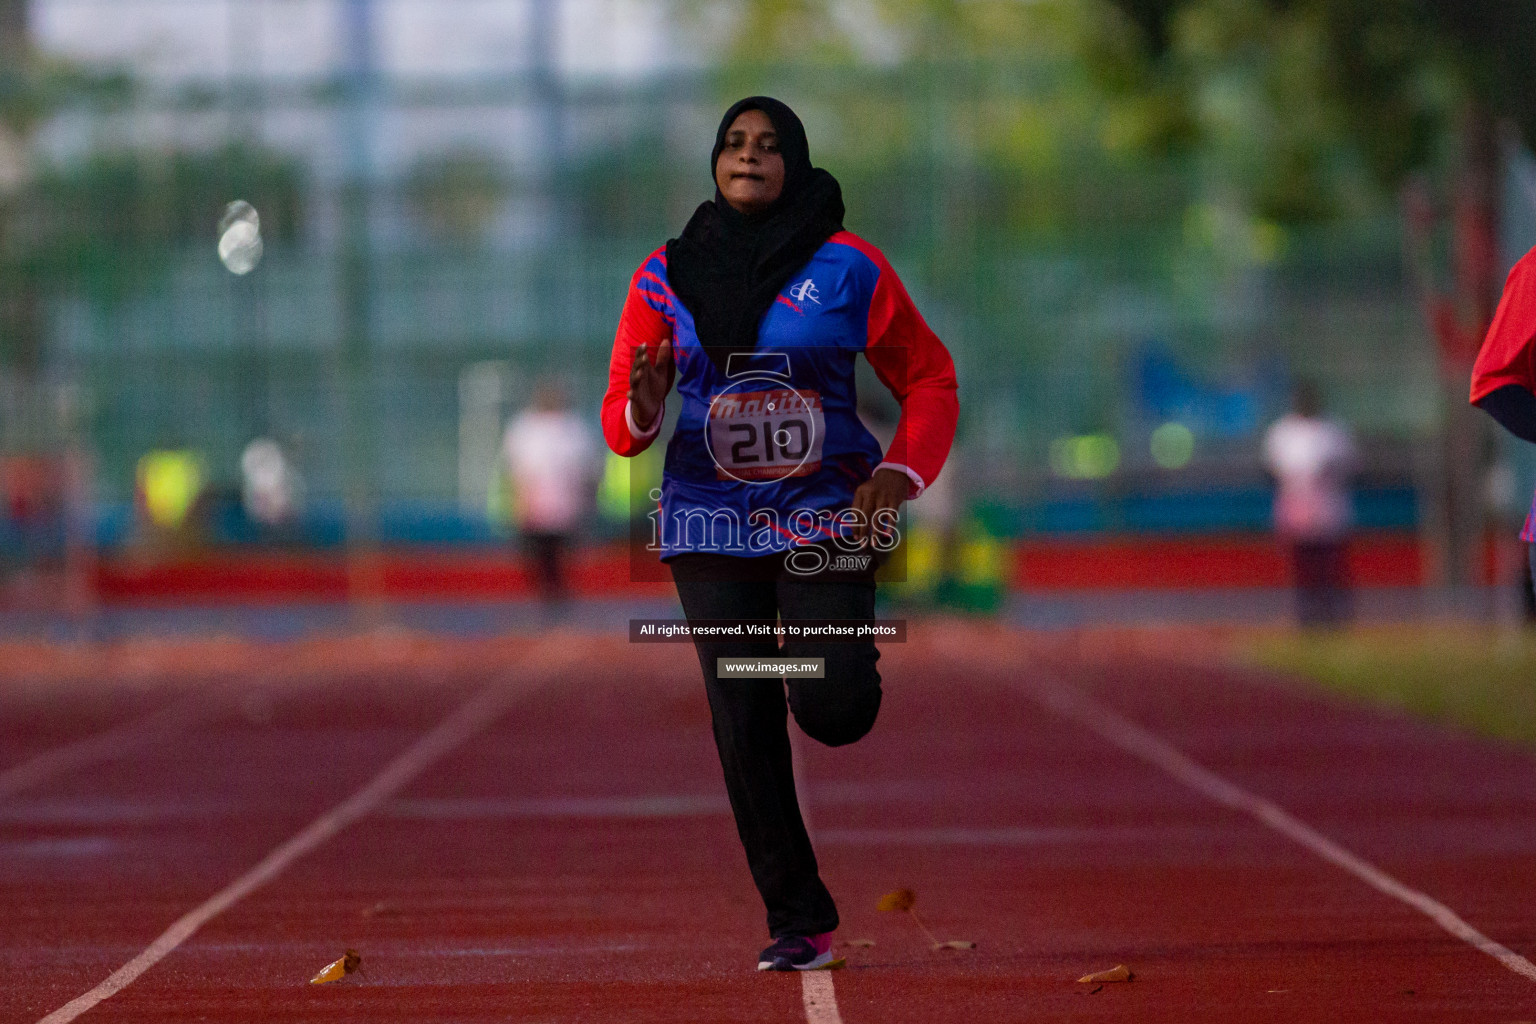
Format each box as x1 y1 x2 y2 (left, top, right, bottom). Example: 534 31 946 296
600 96 959 971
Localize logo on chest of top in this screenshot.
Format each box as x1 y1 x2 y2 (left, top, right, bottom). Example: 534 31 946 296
778 277 821 314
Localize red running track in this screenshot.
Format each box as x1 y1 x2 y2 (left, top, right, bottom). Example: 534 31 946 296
1 625 1535 1022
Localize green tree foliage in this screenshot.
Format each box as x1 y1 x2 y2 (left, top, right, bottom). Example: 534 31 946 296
1116 0 1536 156
696 0 1475 227
1138 0 1468 221
1162 0 1434 222
1419 0 1536 147
403 149 510 244
0 19 136 366
18 145 304 294
694 0 1198 244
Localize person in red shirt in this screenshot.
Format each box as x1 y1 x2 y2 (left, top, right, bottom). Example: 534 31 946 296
601 97 958 971
1471 247 1536 540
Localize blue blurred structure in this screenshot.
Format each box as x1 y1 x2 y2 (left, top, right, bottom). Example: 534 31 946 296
1133 344 1279 441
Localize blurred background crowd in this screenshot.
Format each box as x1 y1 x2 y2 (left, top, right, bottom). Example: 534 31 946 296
2 0 1535 626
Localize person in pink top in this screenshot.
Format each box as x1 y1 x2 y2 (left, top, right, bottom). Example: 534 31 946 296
502 382 600 606
1263 381 1358 627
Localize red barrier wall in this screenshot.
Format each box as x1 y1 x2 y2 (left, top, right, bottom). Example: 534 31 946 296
1011 531 1425 591
84 532 1437 605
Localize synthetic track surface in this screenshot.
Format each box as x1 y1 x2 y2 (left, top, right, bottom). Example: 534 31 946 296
2 623 1534 1022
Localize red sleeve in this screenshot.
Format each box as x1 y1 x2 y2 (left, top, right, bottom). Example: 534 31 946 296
601 250 674 456
853 241 959 498
1471 248 1536 404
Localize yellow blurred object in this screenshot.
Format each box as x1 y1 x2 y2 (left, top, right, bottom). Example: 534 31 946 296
136 450 203 530
958 530 1006 587
1049 433 1120 480
597 450 630 521
876 887 917 913
1150 421 1196 469
903 526 940 592
1078 964 1133 983
598 445 664 522
309 948 361 984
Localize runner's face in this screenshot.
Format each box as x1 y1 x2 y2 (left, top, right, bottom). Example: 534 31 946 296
715 109 785 215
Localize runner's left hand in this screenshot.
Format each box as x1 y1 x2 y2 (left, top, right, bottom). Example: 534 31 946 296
850 468 909 544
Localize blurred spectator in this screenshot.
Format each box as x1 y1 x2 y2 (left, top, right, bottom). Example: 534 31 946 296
241 437 303 541
1484 459 1536 623
501 381 600 606
2 455 65 599
1263 382 1357 627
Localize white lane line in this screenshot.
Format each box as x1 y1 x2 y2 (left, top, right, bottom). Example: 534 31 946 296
35 645 573 1024
0 697 215 801
1023 664 1536 985
790 730 846 1024
801 971 843 1024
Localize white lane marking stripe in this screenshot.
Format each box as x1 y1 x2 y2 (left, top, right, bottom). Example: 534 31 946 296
790 730 846 1024
801 971 842 1024
1025 666 1536 984
35 647 572 1024
0 697 213 801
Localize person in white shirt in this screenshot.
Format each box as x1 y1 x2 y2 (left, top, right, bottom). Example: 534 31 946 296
1263 382 1358 627
501 382 600 606
240 437 302 542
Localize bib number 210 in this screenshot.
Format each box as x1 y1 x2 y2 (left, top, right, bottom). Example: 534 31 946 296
707 388 824 482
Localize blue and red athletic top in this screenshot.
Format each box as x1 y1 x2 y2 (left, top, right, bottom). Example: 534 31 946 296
1472 247 1536 541
602 230 959 559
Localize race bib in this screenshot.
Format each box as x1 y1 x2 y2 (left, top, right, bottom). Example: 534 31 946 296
706 386 825 482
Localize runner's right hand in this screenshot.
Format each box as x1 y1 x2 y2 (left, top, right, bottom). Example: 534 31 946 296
629 340 673 429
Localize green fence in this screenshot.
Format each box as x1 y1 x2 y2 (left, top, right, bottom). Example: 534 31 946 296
0 59 1437 535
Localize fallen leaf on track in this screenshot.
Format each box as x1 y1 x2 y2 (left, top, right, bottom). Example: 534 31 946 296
1077 964 1133 984
876 888 972 952
309 949 362 984
843 938 876 948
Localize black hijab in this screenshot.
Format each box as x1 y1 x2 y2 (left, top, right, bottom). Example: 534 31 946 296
665 97 845 374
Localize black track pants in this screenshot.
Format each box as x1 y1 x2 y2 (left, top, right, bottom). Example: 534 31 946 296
669 550 883 938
